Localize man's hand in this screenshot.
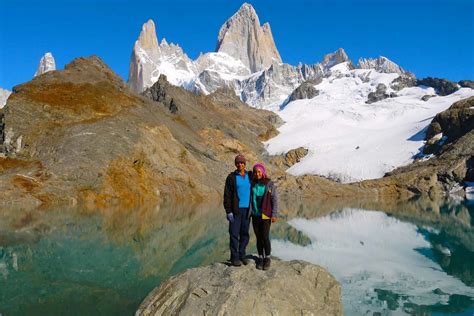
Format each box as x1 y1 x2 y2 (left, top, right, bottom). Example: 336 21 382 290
271 216 277 223
227 213 235 222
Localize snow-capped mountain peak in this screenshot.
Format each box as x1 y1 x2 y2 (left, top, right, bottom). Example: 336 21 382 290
128 19 196 92
34 52 56 77
358 56 407 75
0 87 11 109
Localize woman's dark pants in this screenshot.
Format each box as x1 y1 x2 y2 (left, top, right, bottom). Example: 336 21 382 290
252 215 271 257
229 208 250 261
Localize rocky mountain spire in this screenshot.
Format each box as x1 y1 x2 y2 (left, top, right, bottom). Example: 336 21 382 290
216 3 282 73
321 48 351 69
128 19 161 92
358 56 406 74
128 19 196 92
34 52 56 77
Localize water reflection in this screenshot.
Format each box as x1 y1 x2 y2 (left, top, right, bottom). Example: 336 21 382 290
273 201 474 315
0 197 473 315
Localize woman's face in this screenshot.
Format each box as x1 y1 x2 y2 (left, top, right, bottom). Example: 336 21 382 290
255 168 263 180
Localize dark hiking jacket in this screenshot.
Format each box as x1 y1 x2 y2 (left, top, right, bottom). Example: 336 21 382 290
223 170 253 215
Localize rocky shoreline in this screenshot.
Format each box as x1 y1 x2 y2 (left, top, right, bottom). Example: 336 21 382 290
136 259 342 316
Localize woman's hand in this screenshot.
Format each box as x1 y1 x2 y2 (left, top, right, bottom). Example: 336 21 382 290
271 216 277 223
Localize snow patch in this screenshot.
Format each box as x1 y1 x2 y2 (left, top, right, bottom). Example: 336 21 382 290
265 67 474 182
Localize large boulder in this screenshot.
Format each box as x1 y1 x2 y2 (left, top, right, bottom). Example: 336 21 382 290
424 96 474 154
136 260 342 316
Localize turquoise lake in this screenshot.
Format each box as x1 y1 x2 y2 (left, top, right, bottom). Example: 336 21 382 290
0 198 473 315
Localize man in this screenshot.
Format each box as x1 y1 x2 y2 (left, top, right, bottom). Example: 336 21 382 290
223 154 252 266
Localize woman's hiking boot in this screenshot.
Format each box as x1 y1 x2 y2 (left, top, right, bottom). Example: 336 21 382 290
263 257 271 270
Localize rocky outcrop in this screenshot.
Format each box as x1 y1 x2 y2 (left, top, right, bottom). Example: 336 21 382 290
143 75 179 113
34 52 56 77
216 3 282 73
358 56 406 75
287 80 321 103
424 96 474 154
322 48 351 69
459 80 474 89
421 94 436 101
136 260 342 316
366 83 394 104
417 77 459 96
390 73 417 91
270 147 309 169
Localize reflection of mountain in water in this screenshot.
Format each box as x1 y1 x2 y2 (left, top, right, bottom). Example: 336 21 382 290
0 204 227 315
0 203 308 315
272 207 474 315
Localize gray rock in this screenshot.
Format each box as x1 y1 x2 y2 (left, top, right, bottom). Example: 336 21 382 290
143 75 179 113
366 83 389 104
424 96 474 154
421 94 436 102
459 80 474 89
136 260 342 316
390 73 417 91
287 80 321 103
417 77 459 96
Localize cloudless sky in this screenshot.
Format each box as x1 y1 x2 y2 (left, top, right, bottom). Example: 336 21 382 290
0 0 473 90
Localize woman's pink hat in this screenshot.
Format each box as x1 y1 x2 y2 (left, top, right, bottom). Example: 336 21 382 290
252 163 267 178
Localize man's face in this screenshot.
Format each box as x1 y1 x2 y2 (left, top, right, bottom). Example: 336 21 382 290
235 162 246 172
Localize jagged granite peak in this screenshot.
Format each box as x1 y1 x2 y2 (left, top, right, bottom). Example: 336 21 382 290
321 48 351 69
216 3 282 72
0 87 12 108
34 52 56 77
358 56 406 75
128 19 196 93
128 19 161 92
136 19 160 51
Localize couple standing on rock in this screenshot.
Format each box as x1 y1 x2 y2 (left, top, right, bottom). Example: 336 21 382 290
223 154 278 270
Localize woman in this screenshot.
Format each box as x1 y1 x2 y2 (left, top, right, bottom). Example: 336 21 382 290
250 163 278 270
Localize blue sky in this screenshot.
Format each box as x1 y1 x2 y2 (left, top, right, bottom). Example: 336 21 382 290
1 0 473 90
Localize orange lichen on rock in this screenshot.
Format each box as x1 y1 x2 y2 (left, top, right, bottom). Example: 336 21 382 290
78 153 160 209
16 81 140 116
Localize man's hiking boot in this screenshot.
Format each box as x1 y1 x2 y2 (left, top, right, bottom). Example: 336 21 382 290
231 259 242 267
241 258 250 265
263 257 271 270
256 258 263 270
